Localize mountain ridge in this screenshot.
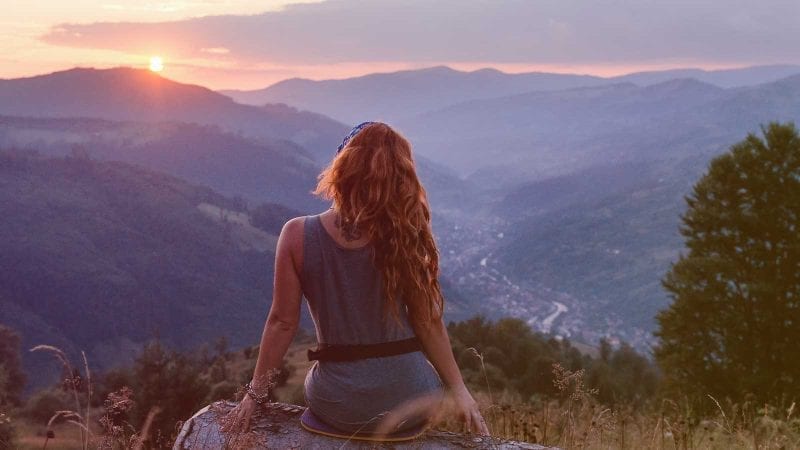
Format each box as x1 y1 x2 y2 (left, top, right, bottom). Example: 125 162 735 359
0 115 326 211
220 64 800 124
0 67 350 163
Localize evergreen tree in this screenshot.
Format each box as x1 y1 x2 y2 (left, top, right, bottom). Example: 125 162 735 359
132 340 209 445
0 325 26 407
656 122 800 404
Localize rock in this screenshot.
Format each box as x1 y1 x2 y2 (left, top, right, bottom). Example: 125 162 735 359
174 401 556 449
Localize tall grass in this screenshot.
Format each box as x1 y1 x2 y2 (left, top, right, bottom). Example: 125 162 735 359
24 345 160 450
17 343 800 449
429 350 800 449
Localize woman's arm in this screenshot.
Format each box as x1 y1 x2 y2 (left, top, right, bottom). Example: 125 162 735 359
411 318 465 391
249 217 304 390
222 217 304 433
411 317 490 435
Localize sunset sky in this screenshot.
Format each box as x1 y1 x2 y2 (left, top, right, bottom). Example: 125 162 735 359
4 0 800 90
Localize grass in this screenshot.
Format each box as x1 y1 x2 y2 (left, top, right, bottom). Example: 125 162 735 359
15 420 85 450
11 340 800 449
427 361 800 450
262 343 800 449
460 396 800 449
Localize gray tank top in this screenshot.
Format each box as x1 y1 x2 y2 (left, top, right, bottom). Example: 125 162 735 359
301 213 443 432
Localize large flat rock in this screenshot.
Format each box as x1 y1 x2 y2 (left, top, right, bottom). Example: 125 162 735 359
174 401 555 449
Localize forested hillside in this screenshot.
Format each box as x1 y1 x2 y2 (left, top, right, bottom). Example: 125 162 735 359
0 151 300 389
0 116 326 211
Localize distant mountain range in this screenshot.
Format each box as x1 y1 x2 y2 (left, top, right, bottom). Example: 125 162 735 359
0 67 349 163
3 63 799 361
447 74 800 343
0 68 474 211
242 66 796 346
221 66 608 124
0 68 477 390
0 113 473 217
398 75 800 177
221 64 800 124
614 64 800 89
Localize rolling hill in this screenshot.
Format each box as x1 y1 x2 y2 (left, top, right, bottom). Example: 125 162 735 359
0 151 301 389
0 115 327 211
0 149 475 389
0 114 477 220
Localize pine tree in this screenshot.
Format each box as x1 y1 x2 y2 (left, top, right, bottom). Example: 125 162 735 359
655 122 800 404
0 325 26 407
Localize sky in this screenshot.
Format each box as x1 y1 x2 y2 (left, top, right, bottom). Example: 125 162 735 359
3 0 800 90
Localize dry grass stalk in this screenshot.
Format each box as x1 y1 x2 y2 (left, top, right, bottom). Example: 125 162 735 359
132 406 161 450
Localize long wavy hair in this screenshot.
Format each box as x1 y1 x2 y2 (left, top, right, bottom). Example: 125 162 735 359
313 122 444 326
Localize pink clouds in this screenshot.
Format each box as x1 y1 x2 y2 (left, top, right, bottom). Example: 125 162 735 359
40 0 800 67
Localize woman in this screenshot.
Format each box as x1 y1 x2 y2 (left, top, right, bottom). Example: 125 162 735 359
222 122 489 437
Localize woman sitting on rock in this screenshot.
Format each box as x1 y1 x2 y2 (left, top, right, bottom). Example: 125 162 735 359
222 122 489 438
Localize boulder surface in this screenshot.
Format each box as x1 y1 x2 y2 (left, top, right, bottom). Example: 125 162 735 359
173 401 556 449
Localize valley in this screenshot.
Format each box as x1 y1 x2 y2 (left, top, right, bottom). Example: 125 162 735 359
434 209 653 351
3 63 800 383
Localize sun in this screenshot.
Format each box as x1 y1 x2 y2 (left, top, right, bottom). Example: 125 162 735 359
149 56 164 72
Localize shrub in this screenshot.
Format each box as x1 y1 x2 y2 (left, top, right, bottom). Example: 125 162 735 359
22 388 73 424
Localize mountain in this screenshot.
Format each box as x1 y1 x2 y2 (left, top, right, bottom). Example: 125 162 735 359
399 74 800 179
0 67 349 162
6 64 797 358
0 114 477 217
220 65 608 124
481 76 800 343
616 64 800 88
493 162 656 219
699 74 800 128
0 150 476 389
0 68 475 209
0 115 326 212
218 70 800 347
0 150 310 389
220 64 800 126
398 78 729 176
494 161 694 335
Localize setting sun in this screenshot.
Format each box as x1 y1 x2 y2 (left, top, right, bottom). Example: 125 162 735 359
149 56 164 72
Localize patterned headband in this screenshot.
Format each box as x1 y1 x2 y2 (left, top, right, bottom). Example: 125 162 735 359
336 121 378 154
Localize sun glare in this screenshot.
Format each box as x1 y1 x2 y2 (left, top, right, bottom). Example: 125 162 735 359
149 56 164 72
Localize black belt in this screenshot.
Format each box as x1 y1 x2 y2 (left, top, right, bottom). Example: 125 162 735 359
307 337 422 362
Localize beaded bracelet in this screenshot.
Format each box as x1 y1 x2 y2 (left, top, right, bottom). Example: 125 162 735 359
243 367 282 407
244 382 272 406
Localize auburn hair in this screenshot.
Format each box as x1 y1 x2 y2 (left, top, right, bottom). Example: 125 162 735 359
313 123 444 325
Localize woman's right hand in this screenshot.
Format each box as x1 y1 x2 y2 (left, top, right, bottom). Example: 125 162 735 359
220 394 258 434
449 385 490 436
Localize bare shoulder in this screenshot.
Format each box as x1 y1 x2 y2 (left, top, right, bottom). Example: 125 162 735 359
280 216 306 247
279 217 306 268
282 216 306 234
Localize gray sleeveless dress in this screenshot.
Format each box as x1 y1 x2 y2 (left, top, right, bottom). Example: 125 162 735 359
301 213 443 433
